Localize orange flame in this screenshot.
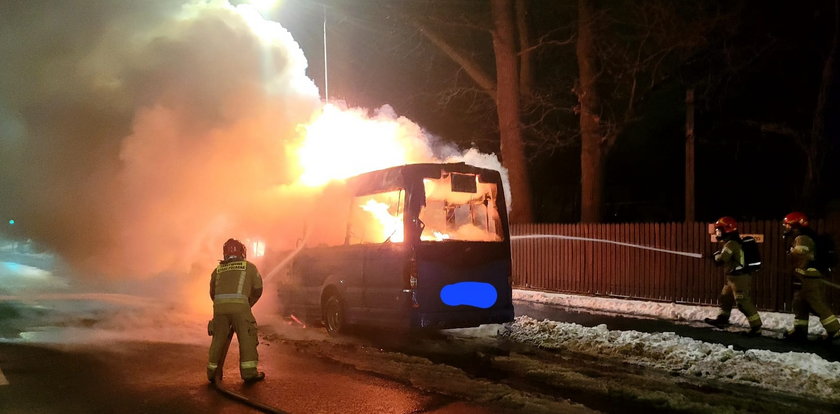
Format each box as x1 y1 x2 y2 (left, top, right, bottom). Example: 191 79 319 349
287 103 441 243
285 103 505 245
293 103 435 187
360 199 404 243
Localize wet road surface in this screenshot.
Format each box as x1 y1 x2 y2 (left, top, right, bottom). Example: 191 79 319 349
0 339 508 414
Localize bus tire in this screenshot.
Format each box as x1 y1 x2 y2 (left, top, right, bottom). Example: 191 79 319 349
323 293 346 336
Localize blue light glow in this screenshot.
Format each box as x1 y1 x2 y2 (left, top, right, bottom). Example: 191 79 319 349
8 219 14 225
440 282 498 309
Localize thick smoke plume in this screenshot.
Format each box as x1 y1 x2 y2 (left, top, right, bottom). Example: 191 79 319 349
0 0 508 308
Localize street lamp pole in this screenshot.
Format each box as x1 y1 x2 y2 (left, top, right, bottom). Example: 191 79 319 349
323 5 329 103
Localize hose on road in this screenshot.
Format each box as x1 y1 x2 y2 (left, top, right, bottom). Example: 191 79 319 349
211 331 289 414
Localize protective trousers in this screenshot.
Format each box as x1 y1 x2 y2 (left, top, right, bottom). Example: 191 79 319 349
717 274 762 328
207 310 260 380
791 276 840 337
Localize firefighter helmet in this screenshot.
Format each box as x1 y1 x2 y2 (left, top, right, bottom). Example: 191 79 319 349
714 216 738 233
223 238 246 259
783 211 809 228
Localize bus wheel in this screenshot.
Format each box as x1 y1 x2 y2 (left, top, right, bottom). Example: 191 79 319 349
323 293 346 336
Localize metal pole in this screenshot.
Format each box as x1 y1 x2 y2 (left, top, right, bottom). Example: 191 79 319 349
323 5 329 103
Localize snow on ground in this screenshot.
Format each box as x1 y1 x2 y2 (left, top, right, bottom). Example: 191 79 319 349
457 289 840 403
0 297 207 345
498 316 840 403
0 242 206 345
514 288 832 337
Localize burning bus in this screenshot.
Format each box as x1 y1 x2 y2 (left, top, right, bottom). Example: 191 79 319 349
275 162 514 334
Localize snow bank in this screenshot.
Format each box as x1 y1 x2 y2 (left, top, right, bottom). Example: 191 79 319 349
514 289 833 337
501 316 840 402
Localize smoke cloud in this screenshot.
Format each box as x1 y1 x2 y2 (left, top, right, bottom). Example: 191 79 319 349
0 0 508 310
2 0 314 278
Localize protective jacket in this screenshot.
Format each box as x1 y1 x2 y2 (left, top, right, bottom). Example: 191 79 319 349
210 259 263 312
790 234 822 277
714 239 745 276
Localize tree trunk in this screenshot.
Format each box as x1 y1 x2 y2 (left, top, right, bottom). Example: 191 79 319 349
491 0 533 223
685 88 695 222
515 0 533 98
576 0 603 223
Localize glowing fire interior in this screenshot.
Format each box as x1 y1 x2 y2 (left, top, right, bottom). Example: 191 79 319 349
419 173 503 242
349 191 405 244
343 172 503 245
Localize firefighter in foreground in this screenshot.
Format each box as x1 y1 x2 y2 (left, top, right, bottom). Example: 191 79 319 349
704 217 763 335
207 238 265 382
782 212 840 342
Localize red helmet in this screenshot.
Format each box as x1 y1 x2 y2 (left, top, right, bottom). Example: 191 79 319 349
783 211 809 228
714 216 738 233
223 238 246 259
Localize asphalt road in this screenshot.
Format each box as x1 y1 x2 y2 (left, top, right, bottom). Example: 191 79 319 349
0 339 504 414
1 297 838 413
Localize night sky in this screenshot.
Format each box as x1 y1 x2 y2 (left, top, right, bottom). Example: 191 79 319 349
271 0 840 223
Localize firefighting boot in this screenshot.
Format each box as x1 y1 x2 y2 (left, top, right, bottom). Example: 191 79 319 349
744 325 762 337
703 314 730 328
243 372 265 383
783 328 808 342
822 330 840 345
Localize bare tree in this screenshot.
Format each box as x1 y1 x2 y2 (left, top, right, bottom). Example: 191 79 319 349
576 0 603 223
333 0 741 223
574 0 734 222
491 0 533 223
803 0 839 208
412 0 533 222
740 0 838 211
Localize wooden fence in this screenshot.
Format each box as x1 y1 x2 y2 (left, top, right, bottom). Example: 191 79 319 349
510 220 840 313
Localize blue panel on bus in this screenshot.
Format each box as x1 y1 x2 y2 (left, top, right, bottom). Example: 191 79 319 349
440 282 498 309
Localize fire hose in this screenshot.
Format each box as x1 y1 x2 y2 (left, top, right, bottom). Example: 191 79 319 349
821 278 840 289
211 330 289 414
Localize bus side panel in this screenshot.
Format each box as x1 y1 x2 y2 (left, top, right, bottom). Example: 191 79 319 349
281 245 366 324
362 243 411 328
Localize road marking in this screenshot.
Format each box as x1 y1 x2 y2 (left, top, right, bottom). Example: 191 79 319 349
0 365 8 386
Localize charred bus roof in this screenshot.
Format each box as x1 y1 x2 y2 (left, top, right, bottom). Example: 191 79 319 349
345 163 503 196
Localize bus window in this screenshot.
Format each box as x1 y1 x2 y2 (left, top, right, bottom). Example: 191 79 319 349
347 189 405 245
420 173 503 242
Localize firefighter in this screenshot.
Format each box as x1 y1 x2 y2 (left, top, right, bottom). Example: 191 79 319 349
207 238 265 382
782 212 840 342
703 217 763 335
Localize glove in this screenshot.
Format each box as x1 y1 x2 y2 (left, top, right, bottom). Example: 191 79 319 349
712 250 723 266
207 320 214 336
